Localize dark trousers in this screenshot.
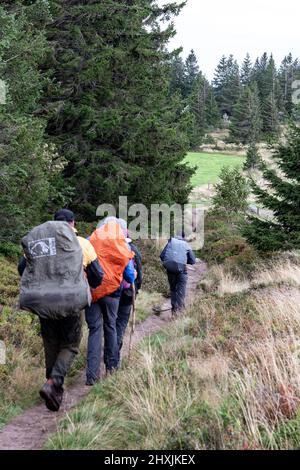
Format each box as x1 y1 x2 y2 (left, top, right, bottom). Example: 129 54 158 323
85 301 103 383
85 295 120 379
116 292 133 364
39 314 82 387
167 272 188 314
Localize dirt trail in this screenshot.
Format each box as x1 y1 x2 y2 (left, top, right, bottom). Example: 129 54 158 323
0 261 206 450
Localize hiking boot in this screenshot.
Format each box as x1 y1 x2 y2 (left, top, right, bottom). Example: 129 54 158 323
39 378 64 412
85 378 99 386
171 309 180 320
105 367 117 377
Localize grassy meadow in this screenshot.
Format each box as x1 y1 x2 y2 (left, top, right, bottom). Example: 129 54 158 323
185 152 246 187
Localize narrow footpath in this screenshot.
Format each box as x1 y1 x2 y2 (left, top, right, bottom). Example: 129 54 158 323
0 261 207 450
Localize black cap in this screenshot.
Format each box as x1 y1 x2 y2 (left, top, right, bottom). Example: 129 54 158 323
54 209 75 223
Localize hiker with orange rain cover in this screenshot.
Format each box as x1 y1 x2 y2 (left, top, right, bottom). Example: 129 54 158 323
18 209 104 412
85 217 136 385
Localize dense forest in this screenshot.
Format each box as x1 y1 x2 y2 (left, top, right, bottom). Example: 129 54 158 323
0 0 193 244
0 0 300 249
171 50 300 146
1 1 300 452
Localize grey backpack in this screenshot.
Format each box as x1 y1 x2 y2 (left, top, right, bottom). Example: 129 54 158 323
20 221 91 319
162 238 188 274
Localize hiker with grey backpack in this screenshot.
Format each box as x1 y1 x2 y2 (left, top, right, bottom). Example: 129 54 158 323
160 232 196 317
18 209 104 412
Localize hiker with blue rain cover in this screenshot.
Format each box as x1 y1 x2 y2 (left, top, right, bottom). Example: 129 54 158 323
18 209 104 412
160 232 196 317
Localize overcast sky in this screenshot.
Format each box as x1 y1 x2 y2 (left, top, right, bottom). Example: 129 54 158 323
162 0 300 80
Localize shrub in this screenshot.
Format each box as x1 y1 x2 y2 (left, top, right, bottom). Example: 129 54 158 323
212 166 250 213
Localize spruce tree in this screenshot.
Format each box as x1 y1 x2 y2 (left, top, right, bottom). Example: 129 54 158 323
187 74 208 148
213 166 249 214
243 142 261 170
252 53 280 136
213 55 228 114
213 55 240 116
244 123 300 251
240 53 252 86
44 0 193 219
229 83 262 144
184 49 200 98
187 72 221 147
0 1 63 243
169 56 186 98
262 93 279 137
278 53 300 116
205 86 220 128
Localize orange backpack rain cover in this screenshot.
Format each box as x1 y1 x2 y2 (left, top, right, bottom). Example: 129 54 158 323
89 220 134 301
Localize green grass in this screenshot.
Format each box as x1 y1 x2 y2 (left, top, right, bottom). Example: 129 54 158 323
44 254 300 450
185 152 246 187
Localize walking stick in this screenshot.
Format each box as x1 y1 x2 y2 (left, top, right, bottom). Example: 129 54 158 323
128 283 136 361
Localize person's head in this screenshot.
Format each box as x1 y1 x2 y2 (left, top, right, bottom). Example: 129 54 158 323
97 216 127 235
54 209 75 227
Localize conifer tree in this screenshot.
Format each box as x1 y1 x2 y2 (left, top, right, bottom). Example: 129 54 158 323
262 93 279 137
240 53 252 86
243 142 261 170
184 49 200 98
0 1 63 242
252 53 280 136
170 56 186 97
205 87 220 128
187 73 221 147
213 55 240 116
213 166 249 214
244 123 300 251
278 53 300 116
229 83 261 144
187 74 208 148
44 0 193 218
213 55 228 114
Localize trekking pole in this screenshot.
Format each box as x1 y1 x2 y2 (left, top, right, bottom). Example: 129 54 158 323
128 283 136 361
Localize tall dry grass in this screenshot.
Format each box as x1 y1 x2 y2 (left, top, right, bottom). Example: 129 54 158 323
45 252 300 450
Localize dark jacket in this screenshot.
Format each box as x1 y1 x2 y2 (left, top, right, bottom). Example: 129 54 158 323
131 242 142 292
121 242 142 301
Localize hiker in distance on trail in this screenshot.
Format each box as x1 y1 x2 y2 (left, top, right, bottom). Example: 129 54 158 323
18 209 104 412
84 217 140 386
160 232 196 317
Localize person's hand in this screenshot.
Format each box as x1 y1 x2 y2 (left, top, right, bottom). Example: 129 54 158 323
134 270 137 279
